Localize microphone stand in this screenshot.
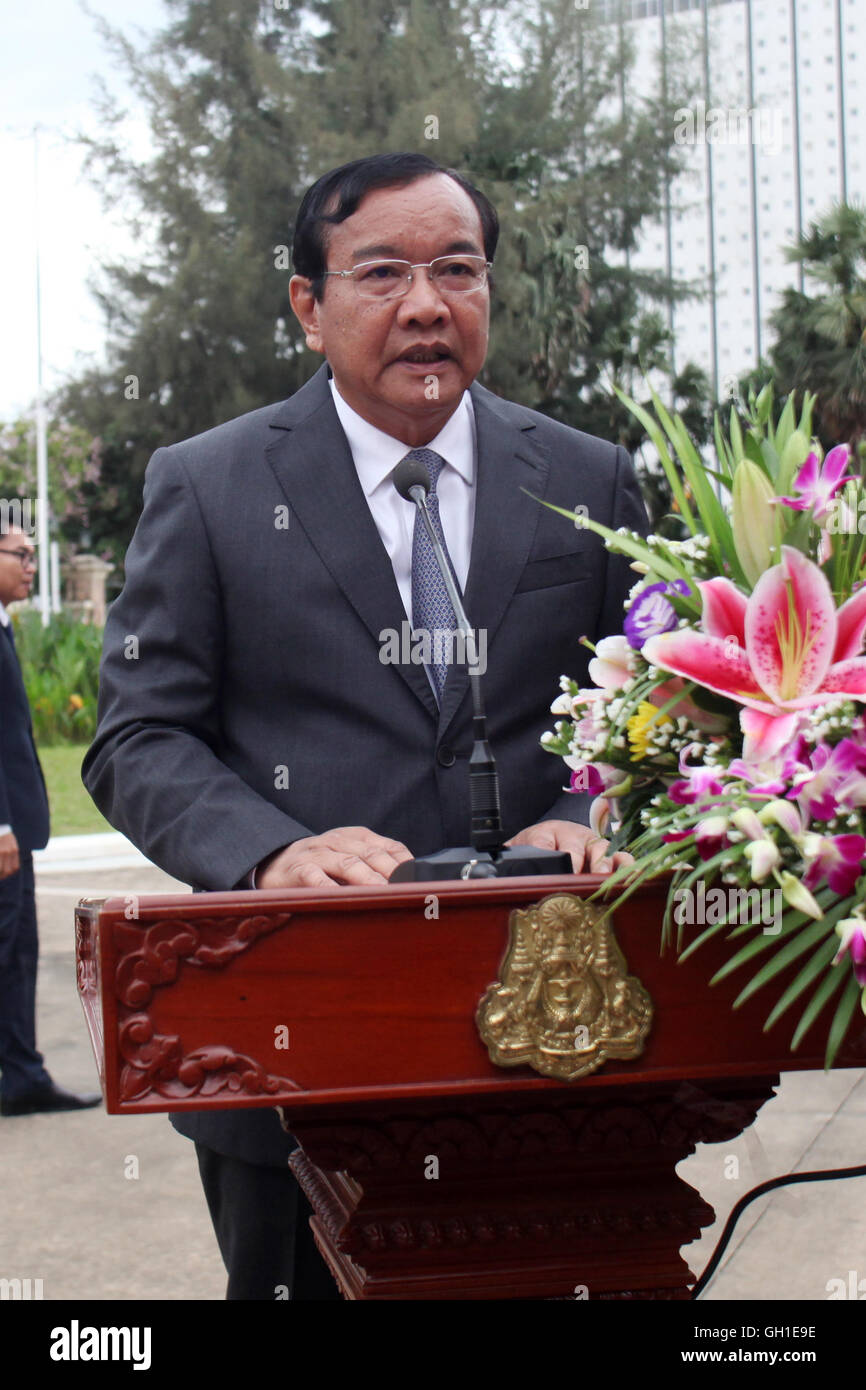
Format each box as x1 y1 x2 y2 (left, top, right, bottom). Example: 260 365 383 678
389 472 573 883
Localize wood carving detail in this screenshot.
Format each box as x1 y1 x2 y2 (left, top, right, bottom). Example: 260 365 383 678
117 1012 300 1102
291 1084 776 1173
352 1200 705 1254
114 913 292 1008
75 913 97 998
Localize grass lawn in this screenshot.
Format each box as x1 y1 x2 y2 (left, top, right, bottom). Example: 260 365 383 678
37 745 113 837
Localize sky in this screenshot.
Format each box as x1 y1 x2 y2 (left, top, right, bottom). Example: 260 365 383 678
0 0 169 420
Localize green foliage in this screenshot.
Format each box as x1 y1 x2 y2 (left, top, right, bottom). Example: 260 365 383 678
37 745 113 836
766 201 866 451
57 0 714 568
11 611 102 745
0 418 110 562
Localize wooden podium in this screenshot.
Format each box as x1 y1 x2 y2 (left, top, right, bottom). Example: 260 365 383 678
75 875 866 1300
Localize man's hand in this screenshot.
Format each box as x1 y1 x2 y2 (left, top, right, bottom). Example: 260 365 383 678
0 831 20 880
257 826 413 888
505 820 633 875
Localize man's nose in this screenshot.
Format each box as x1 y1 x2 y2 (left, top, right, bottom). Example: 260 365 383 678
396 267 450 321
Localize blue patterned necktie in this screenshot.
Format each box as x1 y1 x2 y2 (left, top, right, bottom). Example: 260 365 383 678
404 447 460 704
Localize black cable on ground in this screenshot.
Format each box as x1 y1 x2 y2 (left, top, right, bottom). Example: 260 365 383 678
692 1162 866 1298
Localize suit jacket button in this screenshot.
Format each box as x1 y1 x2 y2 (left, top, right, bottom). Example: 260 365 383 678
437 746 456 767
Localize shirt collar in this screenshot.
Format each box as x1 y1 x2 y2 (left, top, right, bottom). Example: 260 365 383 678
0 601 8 627
328 377 475 497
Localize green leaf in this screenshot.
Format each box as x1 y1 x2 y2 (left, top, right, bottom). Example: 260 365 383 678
524 493 684 582
612 386 698 532
713 412 735 480
763 935 841 1030
731 917 833 1007
791 963 848 1050
708 910 810 980
825 974 862 1069
729 406 744 462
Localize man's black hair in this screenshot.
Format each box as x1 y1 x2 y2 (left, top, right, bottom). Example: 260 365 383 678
292 152 499 299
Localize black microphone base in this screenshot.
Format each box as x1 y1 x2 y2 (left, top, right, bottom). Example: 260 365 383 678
388 845 574 882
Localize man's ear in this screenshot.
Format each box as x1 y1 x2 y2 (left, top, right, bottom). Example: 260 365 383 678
289 275 325 354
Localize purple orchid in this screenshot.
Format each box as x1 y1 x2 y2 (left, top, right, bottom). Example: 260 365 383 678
773 445 856 524
668 747 727 805
788 738 866 821
569 764 605 795
624 580 692 651
662 816 729 860
727 756 790 797
801 833 866 897
834 916 866 986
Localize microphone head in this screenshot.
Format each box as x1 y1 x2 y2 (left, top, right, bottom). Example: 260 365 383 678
392 456 431 500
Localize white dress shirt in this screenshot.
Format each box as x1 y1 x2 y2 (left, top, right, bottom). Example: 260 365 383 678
328 377 477 622
250 381 478 886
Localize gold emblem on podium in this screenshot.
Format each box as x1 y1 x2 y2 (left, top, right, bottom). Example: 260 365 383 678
476 894 652 1081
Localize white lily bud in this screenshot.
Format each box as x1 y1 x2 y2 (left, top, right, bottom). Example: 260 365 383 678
730 806 766 840
590 796 611 838
696 814 729 841
732 458 778 586
779 871 823 919
757 800 802 837
744 839 781 882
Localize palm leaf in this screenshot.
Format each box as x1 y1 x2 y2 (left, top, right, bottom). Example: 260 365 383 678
762 935 841 1030
731 917 834 1008
824 974 862 1069
791 963 848 1050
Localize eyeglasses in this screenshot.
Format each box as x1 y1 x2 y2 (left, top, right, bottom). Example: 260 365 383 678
0 548 37 568
321 255 493 301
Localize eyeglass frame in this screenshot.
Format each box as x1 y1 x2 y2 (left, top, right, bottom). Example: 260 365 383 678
0 547 37 568
319 255 494 299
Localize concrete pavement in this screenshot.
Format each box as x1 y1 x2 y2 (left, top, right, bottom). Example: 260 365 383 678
1 833 863 1301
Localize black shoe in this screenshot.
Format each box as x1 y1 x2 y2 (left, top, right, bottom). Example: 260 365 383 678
0 1083 102 1116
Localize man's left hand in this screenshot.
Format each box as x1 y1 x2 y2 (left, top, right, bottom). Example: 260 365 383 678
505 820 633 874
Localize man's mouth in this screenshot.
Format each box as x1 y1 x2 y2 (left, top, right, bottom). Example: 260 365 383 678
396 346 453 365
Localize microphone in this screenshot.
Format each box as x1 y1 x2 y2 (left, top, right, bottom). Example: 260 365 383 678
388 456 572 882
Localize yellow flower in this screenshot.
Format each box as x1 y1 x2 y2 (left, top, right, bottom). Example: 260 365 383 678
68 693 84 711
627 701 673 759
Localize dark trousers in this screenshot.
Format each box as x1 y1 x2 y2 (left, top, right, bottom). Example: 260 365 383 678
195 1142 342 1300
0 852 51 1101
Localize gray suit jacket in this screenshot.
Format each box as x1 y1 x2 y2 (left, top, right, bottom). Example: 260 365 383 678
82 363 648 1164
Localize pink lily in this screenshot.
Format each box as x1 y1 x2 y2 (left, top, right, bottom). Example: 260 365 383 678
648 677 730 734
642 548 866 761
773 446 856 523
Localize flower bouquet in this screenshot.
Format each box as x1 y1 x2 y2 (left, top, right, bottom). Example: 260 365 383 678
541 383 866 1066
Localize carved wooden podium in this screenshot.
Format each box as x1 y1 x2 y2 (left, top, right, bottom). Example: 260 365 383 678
75 875 866 1300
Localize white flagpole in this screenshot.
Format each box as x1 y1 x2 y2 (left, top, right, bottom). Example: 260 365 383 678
33 126 50 627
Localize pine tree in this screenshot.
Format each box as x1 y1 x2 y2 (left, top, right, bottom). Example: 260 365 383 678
60 0 711 566
767 202 866 451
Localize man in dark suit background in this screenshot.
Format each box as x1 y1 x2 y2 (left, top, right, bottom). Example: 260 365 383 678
0 525 100 1116
83 152 648 1297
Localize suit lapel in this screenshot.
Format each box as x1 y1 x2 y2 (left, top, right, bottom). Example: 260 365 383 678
436 383 549 738
263 365 439 720
264 368 549 734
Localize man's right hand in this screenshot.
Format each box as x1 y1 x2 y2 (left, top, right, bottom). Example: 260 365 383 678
0 831 20 880
256 826 413 889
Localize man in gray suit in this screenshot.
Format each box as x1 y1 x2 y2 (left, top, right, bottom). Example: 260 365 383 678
83 152 647 1298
